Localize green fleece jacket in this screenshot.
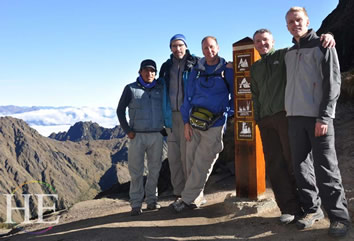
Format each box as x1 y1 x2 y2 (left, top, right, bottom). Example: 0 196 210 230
250 48 288 122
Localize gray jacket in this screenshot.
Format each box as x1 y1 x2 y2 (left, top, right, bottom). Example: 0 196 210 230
284 29 341 124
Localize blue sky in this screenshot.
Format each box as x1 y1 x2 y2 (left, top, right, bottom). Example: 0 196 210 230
0 0 338 108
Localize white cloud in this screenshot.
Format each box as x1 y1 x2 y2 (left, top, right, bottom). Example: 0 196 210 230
31 125 72 137
0 106 119 137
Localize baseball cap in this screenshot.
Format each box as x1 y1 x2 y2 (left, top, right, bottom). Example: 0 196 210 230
140 59 157 72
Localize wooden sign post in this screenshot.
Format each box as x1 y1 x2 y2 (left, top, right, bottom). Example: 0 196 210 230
232 37 266 199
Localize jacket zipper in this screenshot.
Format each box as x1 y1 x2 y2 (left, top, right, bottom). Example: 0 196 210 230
265 56 273 114
292 44 301 116
176 61 181 111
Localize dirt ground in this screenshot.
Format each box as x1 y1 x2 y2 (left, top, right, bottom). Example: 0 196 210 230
0 173 353 241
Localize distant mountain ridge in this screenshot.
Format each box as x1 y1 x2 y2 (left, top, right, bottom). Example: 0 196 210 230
48 121 125 141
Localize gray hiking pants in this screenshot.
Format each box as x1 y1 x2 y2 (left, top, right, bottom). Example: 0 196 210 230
166 112 187 196
128 132 163 208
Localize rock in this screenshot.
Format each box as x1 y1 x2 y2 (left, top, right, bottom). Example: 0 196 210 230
224 192 277 216
317 0 354 72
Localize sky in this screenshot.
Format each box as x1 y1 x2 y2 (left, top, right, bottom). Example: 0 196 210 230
0 0 339 108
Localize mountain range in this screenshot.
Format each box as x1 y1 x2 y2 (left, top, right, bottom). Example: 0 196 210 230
0 117 129 223
48 121 126 141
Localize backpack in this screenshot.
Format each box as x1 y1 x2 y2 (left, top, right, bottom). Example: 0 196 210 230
188 69 230 130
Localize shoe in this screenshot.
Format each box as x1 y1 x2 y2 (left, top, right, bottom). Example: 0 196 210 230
189 203 198 209
171 198 188 213
296 209 324 229
131 207 142 216
147 202 161 210
328 221 349 238
189 198 207 209
279 214 295 224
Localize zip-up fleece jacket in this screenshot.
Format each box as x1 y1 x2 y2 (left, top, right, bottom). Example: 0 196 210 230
250 48 288 123
159 50 199 128
116 78 164 134
284 29 341 124
180 57 234 127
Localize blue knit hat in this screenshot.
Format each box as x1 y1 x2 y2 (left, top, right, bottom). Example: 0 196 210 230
170 34 187 47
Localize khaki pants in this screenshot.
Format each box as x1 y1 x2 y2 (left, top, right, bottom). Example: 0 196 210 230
128 132 163 208
181 126 224 206
166 112 187 196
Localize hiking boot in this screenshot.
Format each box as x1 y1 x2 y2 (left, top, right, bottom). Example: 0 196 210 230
296 209 324 229
147 202 161 210
131 207 142 216
279 214 295 224
328 221 350 238
170 198 189 213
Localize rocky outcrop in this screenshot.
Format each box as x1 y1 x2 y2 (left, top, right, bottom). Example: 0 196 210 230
317 0 354 72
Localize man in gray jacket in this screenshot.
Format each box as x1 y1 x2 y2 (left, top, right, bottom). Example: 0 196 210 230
159 34 198 200
284 7 350 238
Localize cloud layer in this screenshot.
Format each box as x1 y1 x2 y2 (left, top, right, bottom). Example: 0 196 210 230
0 106 118 136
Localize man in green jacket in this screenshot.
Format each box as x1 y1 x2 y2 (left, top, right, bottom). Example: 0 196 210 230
250 28 335 224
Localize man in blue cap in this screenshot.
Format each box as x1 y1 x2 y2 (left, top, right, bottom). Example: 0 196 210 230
117 59 164 216
159 34 199 201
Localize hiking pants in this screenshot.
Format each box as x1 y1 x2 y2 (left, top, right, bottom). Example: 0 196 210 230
181 126 224 206
128 132 163 208
166 111 187 196
288 117 350 223
258 111 301 215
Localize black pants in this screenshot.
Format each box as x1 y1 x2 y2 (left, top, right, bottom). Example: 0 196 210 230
258 111 300 215
288 116 350 223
